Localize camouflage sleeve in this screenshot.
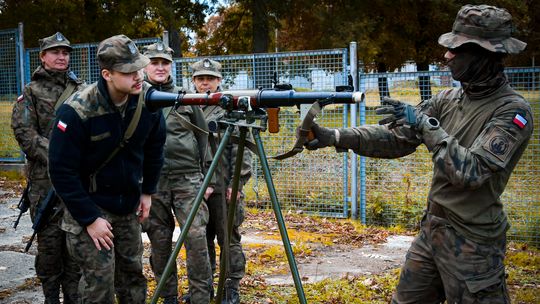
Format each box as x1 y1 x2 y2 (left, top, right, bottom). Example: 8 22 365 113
336 124 421 158
191 105 211 171
430 104 533 189
11 87 49 164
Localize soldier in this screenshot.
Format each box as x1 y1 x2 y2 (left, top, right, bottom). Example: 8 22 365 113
304 4 532 304
141 42 213 304
48 35 166 304
191 58 252 304
11 32 85 304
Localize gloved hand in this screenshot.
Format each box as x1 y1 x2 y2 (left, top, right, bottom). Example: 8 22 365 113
302 122 337 150
376 97 421 129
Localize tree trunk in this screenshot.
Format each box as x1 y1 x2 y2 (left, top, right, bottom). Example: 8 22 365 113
167 25 182 58
377 62 389 103
417 61 432 101
250 0 274 88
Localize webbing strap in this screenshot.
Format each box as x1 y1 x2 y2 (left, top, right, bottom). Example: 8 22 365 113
88 93 144 193
271 101 323 160
44 82 77 135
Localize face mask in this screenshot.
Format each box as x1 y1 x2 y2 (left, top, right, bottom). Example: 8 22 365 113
447 44 504 84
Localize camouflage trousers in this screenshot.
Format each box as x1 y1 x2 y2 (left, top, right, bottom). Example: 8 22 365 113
143 173 212 303
392 213 509 304
61 207 146 304
29 179 80 303
206 191 246 290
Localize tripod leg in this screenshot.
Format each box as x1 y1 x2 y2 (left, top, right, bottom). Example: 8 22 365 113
252 129 308 304
150 125 235 304
216 125 248 303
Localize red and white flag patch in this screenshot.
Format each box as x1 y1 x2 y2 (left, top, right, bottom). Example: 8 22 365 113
512 114 527 129
16 95 23 102
57 120 68 132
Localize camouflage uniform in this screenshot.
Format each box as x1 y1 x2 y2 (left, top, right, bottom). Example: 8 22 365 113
11 32 84 304
141 43 213 304
191 59 252 302
48 35 166 304
307 5 533 304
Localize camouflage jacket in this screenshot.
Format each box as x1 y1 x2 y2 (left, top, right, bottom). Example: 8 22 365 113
338 82 533 243
202 101 252 194
11 65 85 180
48 78 166 226
145 76 211 176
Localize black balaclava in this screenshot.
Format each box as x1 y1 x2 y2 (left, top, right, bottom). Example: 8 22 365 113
447 43 507 98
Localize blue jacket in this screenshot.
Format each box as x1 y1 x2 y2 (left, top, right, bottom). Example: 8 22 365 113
49 77 165 226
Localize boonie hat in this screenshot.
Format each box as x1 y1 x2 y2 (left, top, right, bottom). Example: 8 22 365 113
142 42 174 62
39 32 72 52
191 58 222 78
438 4 526 54
97 34 150 73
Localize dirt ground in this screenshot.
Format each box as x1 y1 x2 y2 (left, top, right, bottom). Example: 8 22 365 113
0 185 413 304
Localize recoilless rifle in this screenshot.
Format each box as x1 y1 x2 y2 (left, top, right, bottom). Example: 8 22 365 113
146 85 364 304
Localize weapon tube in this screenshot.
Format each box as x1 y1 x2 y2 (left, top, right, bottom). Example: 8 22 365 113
145 87 365 111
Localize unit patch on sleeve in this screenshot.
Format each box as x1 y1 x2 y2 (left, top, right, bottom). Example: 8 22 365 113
482 126 517 163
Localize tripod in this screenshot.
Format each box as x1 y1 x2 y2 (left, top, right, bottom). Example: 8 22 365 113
150 108 307 304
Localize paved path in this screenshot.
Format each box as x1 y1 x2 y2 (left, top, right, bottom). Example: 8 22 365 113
0 193 413 303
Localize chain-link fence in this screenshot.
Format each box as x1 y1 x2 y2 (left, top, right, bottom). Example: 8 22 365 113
0 28 22 162
1 27 538 246
172 50 351 217
358 68 540 246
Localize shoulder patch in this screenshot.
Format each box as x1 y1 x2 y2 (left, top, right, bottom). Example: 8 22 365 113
57 120 68 132
512 113 527 129
482 126 517 163
16 95 23 103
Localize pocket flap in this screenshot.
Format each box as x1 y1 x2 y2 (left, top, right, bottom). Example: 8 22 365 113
465 265 504 294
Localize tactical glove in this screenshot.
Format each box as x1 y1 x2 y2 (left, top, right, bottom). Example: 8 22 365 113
377 97 445 151
376 97 421 129
303 122 337 150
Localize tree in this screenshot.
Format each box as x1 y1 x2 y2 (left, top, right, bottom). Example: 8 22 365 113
0 0 207 56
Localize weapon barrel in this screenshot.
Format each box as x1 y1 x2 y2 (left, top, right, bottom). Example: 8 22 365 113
145 88 364 110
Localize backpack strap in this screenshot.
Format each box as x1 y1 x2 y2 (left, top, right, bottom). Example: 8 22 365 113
88 93 144 193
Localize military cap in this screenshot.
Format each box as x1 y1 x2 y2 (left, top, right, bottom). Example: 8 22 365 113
97 34 150 73
190 58 222 78
438 4 526 54
39 32 72 52
142 42 174 62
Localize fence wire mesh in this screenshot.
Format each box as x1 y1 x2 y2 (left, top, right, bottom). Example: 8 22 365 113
0 28 22 161
359 68 540 246
173 50 351 217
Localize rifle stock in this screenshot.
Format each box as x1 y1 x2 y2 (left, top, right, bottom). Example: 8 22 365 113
13 183 30 229
25 188 59 252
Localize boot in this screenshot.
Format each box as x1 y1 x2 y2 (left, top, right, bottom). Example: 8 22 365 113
223 287 240 304
163 295 179 304
180 294 190 304
44 296 61 304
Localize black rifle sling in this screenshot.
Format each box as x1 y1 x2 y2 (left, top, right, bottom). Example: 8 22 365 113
272 101 323 160
88 92 144 193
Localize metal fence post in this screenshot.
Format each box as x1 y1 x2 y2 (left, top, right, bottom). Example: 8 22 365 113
349 42 358 220
17 22 25 94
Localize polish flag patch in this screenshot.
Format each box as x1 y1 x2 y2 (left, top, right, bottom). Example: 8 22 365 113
57 120 68 132
512 114 527 129
16 95 23 102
